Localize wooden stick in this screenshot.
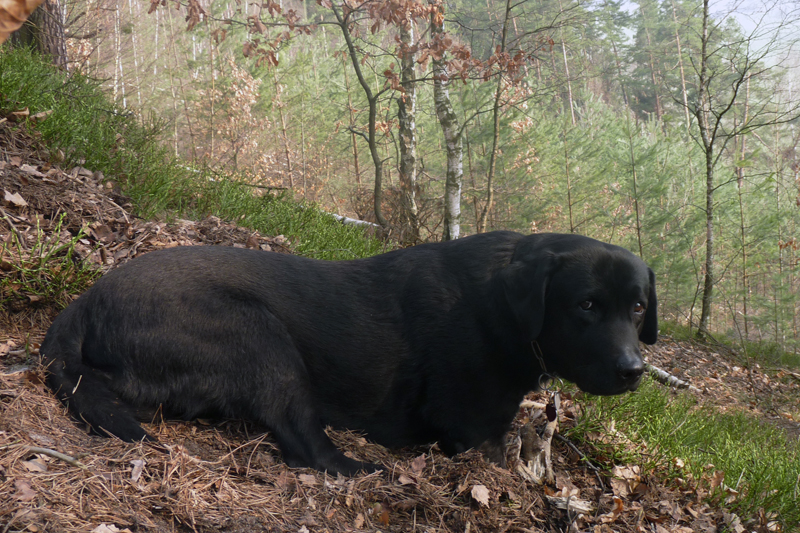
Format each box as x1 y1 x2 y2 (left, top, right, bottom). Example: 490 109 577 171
3 443 91 470
646 363 702 393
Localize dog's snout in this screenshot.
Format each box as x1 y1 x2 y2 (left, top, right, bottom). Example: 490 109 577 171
617 354 645 382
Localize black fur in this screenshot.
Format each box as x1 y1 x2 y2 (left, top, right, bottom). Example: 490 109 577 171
40 231 658 475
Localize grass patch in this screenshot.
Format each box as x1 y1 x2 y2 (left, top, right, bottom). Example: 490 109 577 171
0 47 194 217
0 48 382 261
187 179 385 260
568 378 800 529
0 215 99 310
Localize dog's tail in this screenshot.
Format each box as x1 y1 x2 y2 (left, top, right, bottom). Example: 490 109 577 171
40 318 151 442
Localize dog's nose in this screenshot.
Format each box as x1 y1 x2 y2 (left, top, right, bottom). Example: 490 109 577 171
617 355 645 382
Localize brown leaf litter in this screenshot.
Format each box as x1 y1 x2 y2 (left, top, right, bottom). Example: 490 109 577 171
0 117 790 532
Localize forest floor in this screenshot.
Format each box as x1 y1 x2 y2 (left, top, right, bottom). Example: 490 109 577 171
2 119 799 533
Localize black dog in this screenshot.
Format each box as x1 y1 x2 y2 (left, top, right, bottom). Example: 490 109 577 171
40 231 657 475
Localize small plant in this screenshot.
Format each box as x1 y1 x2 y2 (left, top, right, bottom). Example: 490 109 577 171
0 215 99 311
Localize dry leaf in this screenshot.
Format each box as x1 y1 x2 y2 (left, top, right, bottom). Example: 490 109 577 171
377 504 389 526
0 0 44 44
609 477 630 498
612 464 640 480
130 459 145 482
544 494 595 513
298 512 318 526
410 454 426 474
274 470 295 492
298 473 318 486
30 109 53 122
709 470 725 491
90 525 132 533
470 484 490 507
90 223 114 243
599 496 624 523
397 474 415 485
22 459 47 472
14 479 36 501
3 189 27 207
19 164 45 178
353 513 365 529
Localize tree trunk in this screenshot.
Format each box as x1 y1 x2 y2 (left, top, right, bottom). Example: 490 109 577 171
431 3 462 241
670 0 691 130
397 19 419 242
342 55 362 186
478 0 511 234
331 1 388 228
10 0 66 69
274 72 294 189
736 74 750 338
695 0 713 339
558 0 575 126
640 4 662 121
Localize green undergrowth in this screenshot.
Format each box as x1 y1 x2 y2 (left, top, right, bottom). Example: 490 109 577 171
0 215 99 310
567 378 800 530
0 47 382 261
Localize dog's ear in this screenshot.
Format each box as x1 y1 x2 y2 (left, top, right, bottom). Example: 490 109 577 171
639 268 658 344
500 251 558 341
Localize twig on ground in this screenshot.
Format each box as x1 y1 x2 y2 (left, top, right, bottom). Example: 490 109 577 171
554 433 605 492
646 363 702 393
785 371 800 384
3 443 91 470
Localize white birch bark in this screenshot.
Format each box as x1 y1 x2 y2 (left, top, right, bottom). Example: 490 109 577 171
431 4 462 240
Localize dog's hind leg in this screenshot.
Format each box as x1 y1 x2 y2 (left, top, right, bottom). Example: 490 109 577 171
237 313 380 476
264 397 380 476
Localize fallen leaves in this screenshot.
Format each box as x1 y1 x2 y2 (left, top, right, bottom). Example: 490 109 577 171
14 478 36 501
129 459 145 483
470 484 490 507
0 139 291 319
3 189 27 207
90 524 132 533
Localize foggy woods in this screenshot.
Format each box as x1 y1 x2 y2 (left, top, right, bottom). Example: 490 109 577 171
16 0 800 347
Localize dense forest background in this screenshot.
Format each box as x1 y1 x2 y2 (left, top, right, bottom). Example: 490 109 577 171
17 0 800 349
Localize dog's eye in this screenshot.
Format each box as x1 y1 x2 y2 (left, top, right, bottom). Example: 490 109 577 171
579 300 593 311
634 302 646 314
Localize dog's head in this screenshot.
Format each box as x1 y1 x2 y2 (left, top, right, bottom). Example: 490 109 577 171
501 234 658 396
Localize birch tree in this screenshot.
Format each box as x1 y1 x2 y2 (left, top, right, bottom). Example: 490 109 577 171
431 1 462 240
398 15 420 241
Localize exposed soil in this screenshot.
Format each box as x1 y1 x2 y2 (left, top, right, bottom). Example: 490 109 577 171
1 118 797 533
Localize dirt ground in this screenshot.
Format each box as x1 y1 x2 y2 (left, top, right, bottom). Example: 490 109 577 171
2 119 797 533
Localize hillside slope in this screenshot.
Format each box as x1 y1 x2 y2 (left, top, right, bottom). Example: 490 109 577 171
1 118 796 533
